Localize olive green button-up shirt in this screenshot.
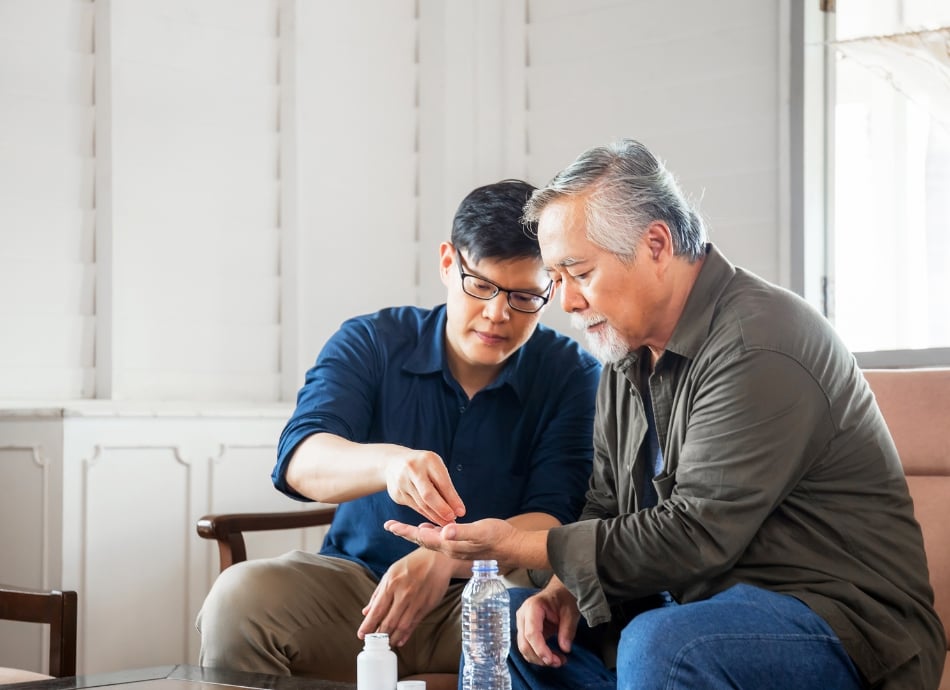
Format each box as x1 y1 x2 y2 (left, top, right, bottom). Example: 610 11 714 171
548 244 945 688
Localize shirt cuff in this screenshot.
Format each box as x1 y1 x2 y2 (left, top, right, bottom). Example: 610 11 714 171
548 519 612 627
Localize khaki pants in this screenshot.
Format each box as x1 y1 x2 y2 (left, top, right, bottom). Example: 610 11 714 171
196 551 464 681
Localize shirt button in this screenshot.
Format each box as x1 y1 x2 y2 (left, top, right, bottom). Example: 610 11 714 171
456 464 463 472
459 406 466 413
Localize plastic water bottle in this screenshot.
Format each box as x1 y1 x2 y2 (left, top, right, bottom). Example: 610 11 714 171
357 632 397 690
461 559 511 690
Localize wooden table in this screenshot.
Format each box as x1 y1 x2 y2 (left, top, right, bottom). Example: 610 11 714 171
6 665 356 690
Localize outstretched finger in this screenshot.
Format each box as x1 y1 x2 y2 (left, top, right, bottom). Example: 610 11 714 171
358 586 391 639
413 471 465 525
401 481 448 526
384 520 439 546
428 467 466 518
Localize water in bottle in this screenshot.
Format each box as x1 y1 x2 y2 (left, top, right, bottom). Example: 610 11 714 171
461 559 511 690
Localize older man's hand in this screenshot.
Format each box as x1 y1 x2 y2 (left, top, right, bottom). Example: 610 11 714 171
384 517 551 571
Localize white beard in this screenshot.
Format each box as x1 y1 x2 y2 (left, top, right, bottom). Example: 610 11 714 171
571 314 630 364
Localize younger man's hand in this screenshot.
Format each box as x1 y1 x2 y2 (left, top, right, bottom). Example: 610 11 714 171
357 548 454 647
385 449 466 526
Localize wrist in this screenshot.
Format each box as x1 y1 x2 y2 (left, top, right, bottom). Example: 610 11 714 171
437 550 473 579
509 528 551 570
413 547 467 579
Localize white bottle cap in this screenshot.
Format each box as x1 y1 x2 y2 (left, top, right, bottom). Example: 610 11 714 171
396 682 426 690
363 632 391 650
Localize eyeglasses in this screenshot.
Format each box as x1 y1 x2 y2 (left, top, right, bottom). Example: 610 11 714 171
455 251 553 314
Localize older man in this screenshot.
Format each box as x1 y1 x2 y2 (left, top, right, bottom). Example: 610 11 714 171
387 140 945 689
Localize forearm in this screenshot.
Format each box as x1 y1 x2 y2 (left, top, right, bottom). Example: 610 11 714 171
498 512 559 575
429 512 558 579
408 547 472 580
506 527 551 570
508 511 560 532
285 432 399 503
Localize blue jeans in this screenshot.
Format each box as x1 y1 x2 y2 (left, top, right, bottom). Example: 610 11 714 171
499 584 866 690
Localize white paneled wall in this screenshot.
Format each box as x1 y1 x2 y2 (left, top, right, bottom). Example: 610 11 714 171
289 0 419 393
0 0 96 399
0 418 66 672
526 0 783 283
0 1 791 403
416 0 528 308
0 404 328 674
96 0 282 401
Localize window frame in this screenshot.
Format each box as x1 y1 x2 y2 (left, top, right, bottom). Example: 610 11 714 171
791 1 950 369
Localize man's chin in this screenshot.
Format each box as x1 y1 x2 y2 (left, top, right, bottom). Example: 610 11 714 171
583 332 631 364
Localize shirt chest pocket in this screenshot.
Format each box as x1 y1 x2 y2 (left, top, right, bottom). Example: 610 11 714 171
653 471 676 502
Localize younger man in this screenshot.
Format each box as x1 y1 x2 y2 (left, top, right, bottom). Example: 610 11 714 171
196 180 600 684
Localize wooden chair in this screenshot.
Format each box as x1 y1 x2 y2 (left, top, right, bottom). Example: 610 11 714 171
196 506 337 572
0 585 78 683
197 506 457 690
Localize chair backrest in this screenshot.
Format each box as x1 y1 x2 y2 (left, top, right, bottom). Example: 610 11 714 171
863 368 950 655
0 586 77 677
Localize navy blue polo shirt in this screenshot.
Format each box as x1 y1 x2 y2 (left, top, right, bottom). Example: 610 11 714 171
273 304 601 579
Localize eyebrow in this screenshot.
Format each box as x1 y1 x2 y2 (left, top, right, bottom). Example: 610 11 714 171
544 257 586 273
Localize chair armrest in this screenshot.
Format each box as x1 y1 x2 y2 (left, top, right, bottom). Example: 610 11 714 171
196 507 337 572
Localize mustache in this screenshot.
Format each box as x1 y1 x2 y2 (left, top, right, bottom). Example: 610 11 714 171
570 314 607 331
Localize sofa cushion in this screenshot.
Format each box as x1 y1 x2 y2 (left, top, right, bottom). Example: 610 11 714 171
906 476 950 647
864 368 950 688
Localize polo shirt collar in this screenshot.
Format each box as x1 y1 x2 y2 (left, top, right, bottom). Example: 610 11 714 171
494 340 528 402
402 304 448 375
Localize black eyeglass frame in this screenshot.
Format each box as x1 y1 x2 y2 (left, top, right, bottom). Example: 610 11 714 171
455 251 553 314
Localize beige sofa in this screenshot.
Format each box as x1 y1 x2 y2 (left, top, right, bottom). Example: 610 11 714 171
864 368 949 689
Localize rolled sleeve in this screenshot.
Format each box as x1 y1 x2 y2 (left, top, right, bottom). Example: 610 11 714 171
548 519 612 626
272 318 381 499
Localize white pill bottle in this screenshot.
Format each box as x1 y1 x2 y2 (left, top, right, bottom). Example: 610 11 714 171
357 632 398 690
